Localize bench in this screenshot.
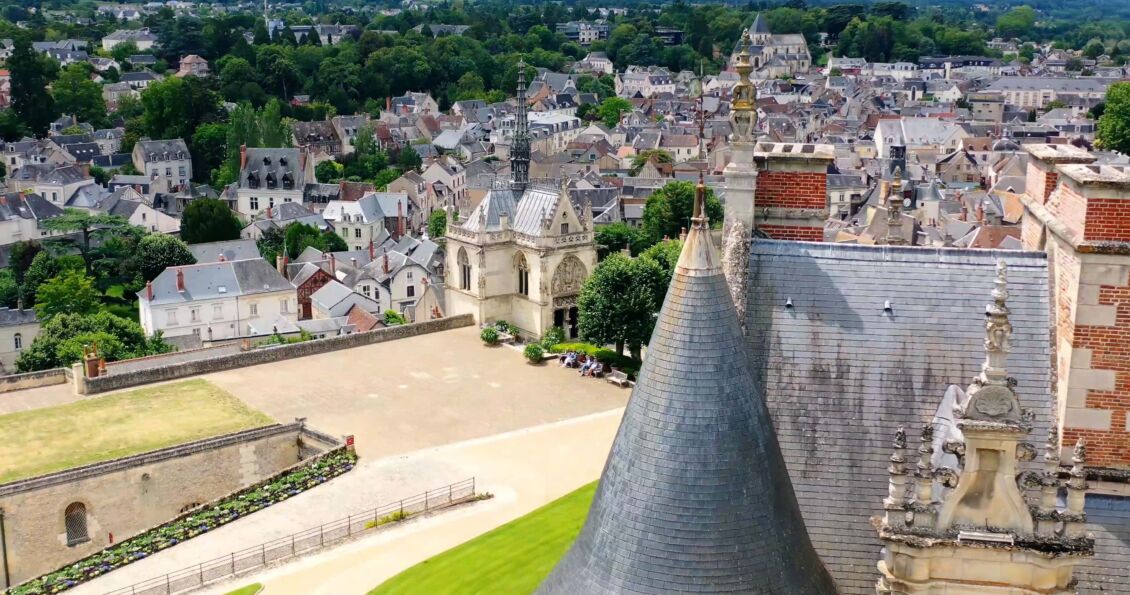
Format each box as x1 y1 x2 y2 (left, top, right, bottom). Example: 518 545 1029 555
607 369 631 388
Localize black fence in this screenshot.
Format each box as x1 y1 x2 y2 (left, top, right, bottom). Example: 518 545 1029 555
103 478 477 595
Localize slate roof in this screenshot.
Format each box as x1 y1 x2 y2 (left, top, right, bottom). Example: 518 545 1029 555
0 307 36 327
188 239 261 264
746 242 1053 594
141 259 292 305
541 209 836 593
240 148 304 190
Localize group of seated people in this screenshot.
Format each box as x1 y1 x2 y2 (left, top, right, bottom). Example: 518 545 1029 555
559 351 606 377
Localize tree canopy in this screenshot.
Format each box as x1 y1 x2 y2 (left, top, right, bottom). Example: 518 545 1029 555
1098 82 1130 154
181 198 243 244
642 181 724 244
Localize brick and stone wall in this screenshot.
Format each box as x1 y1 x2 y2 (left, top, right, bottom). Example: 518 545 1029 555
757 224 823 242
0 423 335 586
77 314 474 395
0 368 66 394
1021 144 1130 468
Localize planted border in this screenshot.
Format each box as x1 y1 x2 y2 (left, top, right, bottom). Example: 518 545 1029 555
9 449 358 595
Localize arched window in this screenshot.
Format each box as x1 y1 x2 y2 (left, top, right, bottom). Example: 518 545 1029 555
13 333 21 350
65 502 89 546
517 253 530 296
457 248 471 291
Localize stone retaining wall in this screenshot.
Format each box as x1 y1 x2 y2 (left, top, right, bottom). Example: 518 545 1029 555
0 368 67 394
77 314 474 395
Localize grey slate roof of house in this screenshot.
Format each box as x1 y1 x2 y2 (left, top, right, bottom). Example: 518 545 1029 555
0 191 63 223
0 307 36 326
239 148 304 190
136 139 189 161
141 258 292 305
541 215 836 594
742 241 1128 594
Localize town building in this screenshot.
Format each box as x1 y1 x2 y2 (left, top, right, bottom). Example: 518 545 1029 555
132 139 192 194
233 147 308 218
0 307 38 373
728 13 811 78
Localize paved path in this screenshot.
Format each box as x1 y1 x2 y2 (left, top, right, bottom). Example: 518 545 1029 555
0 380 84 415
201 408 623 595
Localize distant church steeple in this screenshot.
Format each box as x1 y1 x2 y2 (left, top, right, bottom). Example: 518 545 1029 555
510 60 530 193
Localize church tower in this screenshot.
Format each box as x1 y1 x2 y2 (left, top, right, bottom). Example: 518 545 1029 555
876 261 1094 595
721 32 759 325
510 60 530 193
538 176 837 594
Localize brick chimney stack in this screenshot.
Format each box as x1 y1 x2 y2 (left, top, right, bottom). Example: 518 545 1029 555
751 142 835 241
145 281 153 301
383 249 390 274
240 144 248 170
1019 143 1130 469
397 199 405 239
175 269 185 292
368 239 375 260
975 202 984 223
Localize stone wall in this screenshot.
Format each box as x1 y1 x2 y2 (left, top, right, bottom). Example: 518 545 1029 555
0 368 66 394
77 314 474 395
0 423 334 586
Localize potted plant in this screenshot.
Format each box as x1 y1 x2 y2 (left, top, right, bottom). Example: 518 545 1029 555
480 327 500 345
524 343 545 364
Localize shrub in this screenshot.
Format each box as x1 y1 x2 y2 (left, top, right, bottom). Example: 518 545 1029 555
384 310 408 326
540 326 566 350
480 327 500 345
494 320 513 334
551 342 599 356
524 343 545 363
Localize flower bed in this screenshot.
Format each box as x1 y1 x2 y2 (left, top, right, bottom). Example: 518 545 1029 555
9 449 358 595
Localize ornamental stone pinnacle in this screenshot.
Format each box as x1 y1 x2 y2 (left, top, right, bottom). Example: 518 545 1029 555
730 31 757 143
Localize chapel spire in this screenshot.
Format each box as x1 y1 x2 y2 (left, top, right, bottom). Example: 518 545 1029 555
510 60 530 193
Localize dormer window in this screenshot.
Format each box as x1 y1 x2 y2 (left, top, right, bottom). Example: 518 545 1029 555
263 156 271 166
247 172 259 188
281 172 293 190
266 172 277 189
279 157 288 166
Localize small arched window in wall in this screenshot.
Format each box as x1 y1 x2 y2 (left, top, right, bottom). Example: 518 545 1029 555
517 253 530 296
13 333 21 350
457 248 471 291
65 502 89 546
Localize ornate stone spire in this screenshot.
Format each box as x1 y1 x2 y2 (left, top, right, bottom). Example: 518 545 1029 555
883 425 909 529
539 175 837 595
729 31 757 143
884 166 906 246
692 171 707 229
510 60 530 193
876 260 1094 595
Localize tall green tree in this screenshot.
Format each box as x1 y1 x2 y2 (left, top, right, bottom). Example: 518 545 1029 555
427 209 447 238
191 122 229 184
43 210 133 275
34 269 101 321
642 181 723 243
1098 82 1130 155
137 234 196 281
397 146 423 172
577 253 667 359
52 63 108 128
598 97 632 129
140 76 224 141
21 252 82 307
16 311 172 372
9 36 58 135
180 198 243 244
595 222 651 259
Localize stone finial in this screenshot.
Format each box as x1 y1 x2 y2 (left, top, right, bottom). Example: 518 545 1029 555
1036 426 1062 537
884 167 906 246
893 424 907 450
884 425 910 524
1065 437 1088 537
1044 426 1060 464
963 260 1022 423
729 31 757 143
691 171 708 229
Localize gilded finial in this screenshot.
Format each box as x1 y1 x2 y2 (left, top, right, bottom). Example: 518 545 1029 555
692 171 707 228
729 31 757 143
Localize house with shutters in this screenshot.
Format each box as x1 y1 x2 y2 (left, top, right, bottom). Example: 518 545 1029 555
233 147 309 218
132 139 192 194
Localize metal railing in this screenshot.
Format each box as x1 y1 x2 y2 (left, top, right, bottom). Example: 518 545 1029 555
102 478 477 595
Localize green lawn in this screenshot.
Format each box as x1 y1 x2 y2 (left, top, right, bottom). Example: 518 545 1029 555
370 481 597 595
0 379 274 483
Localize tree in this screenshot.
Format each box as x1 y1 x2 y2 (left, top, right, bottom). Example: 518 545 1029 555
137 234 196 281
639 239 684 286
597 97 632 128
52 63 108 128
595 222 650 259
8 241 42 288
1098 82 1130 154
16 311 172 372
283 222 347 259
630 149 674 176
397 146 422 172
89 165 110 186
191 123 228 184
642 181 724 243
9 36 58 135
181 198 243 244
427 209 447 238
140 76 224 141
315 160 344 183
995 6 1036 39
0 269 18 309
0 110 27 141
43 209 133 275
577 253 666 359
34 269 101 320
22 252 82 307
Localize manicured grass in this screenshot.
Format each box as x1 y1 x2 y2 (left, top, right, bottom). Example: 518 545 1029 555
224 584 263 595
369 481 597 595
0 379 274 483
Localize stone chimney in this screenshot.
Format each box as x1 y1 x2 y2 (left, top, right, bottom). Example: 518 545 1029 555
175 269 185 292
239 144 248 170
276 253 286 276
329 253 336 277
382 249 390 274
975 202 984 223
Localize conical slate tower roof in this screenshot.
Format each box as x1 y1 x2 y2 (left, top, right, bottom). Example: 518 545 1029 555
538 180 837 594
